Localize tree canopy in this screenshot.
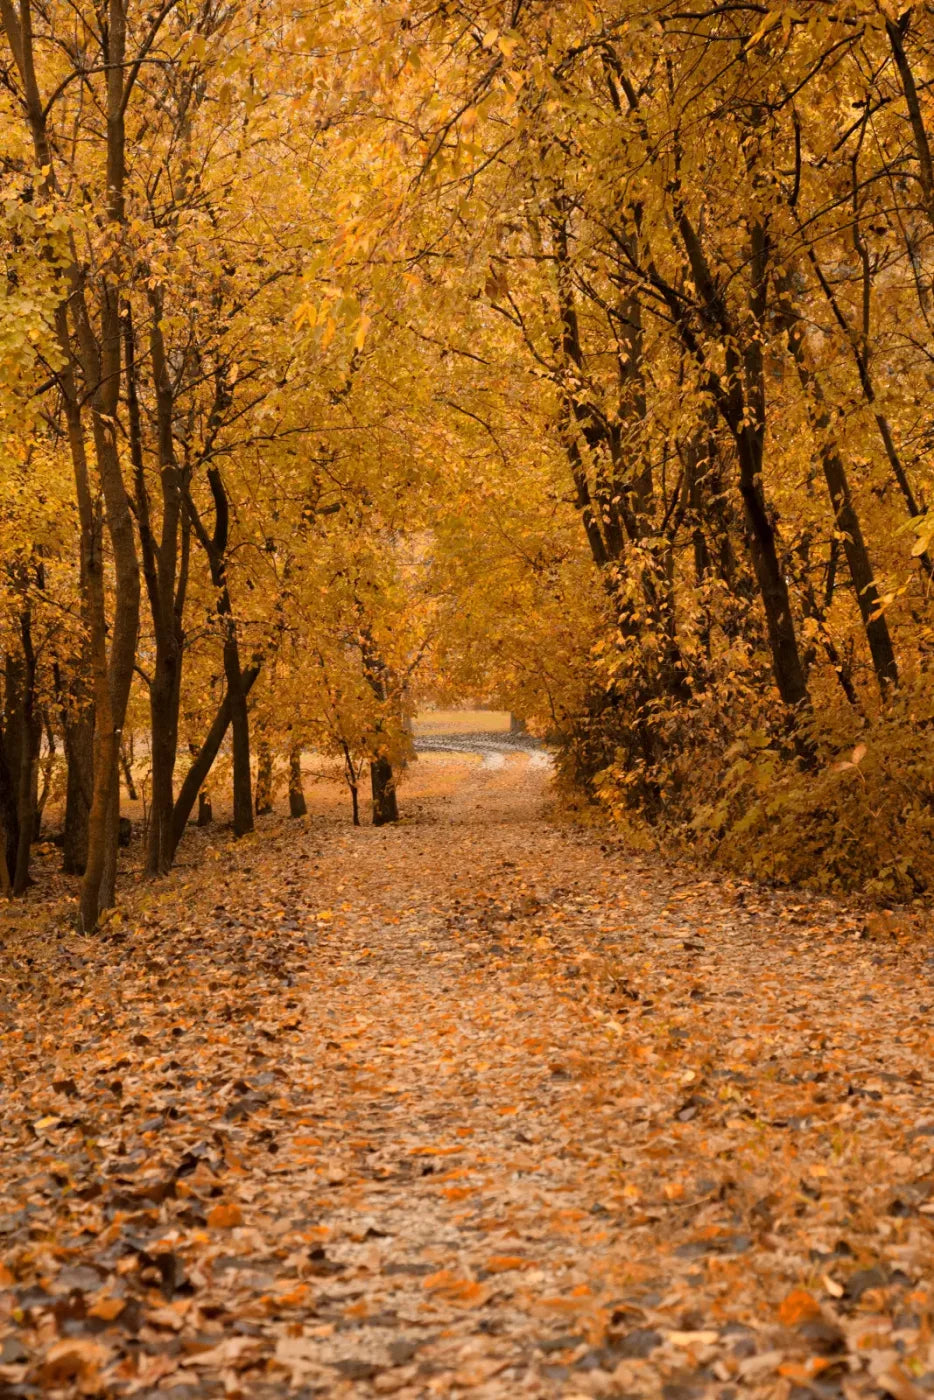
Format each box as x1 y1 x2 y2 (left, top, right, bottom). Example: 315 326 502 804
4 0 934 921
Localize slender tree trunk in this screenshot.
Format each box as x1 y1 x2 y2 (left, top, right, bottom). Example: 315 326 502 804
35 710 56 835
76 0 139 929
783 316 899 693
255 741 273 815
288 745 307 817
886 16 934 234
12 609 40 894
62 704 93 875
656 202 814 742
0 820 9 897
226 639 254 835
186 466 253 838
2 656 23 880
341 742 361 826
169 665 260 859
735 426 811 715
126 305 188 876
99 764 120 913
148 642 181 872
0 761 15 884
120 738 138 802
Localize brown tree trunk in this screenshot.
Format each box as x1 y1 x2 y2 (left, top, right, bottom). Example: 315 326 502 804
125 304 188 877
0 821 9 898
255 741 273 815
735 429 811 713
227 640 254 836
340 742 361 826
187 466 254 839
169 665 260 860
288 745 307 818
62 708 93 875
12 608 41 895
782 314 899 694
148 643 181 870
371 756 399 826
2 655 23 882
120 739 138 802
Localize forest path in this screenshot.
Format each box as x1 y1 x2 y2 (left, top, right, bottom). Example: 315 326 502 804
1 753 934 1399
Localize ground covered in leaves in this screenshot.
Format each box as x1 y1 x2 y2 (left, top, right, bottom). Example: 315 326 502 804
2 751 934 1400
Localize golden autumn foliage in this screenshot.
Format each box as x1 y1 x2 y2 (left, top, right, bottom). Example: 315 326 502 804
4 1 934 912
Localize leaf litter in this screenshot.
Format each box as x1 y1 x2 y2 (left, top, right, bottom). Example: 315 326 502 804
1 751 934 1398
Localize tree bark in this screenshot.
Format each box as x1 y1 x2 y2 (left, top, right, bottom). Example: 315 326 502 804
12 608 41 894
62 707 93 874
652 209 813 738
0 698 19 883
227 639 254 835
370 757 399 826
169 665 260 860
778 299 898 693
255 742 273 815
125 304 189 876
288 745 307 817
186 465 254 838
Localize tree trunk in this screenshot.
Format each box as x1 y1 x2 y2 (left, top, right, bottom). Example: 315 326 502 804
255 741 273 815
226 640 254 836
198 790 213 826
186 467 253 839
62 705 93 875
288 745 307 817
120 739 138 802
125 304 188 877
35 710 56 836
341 742 361 826
99 763 121 913
657 204 814 743
75 0 139 931
0 821 9 897
2 656 23 882
783 316 899 693
169 665 260 860
12 609 41 895
736 432 812 715
148 640 181 873
371 757 399 826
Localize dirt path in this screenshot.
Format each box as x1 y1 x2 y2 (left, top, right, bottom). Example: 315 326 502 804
1 753 934 1398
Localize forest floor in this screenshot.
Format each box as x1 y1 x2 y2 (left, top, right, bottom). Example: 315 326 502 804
1 752 934 1400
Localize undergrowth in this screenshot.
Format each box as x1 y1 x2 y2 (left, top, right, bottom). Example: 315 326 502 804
554 671 934 903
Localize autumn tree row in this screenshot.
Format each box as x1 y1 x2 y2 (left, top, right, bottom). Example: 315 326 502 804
5 0 934 917
354 0 934 894
0 0 436 927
